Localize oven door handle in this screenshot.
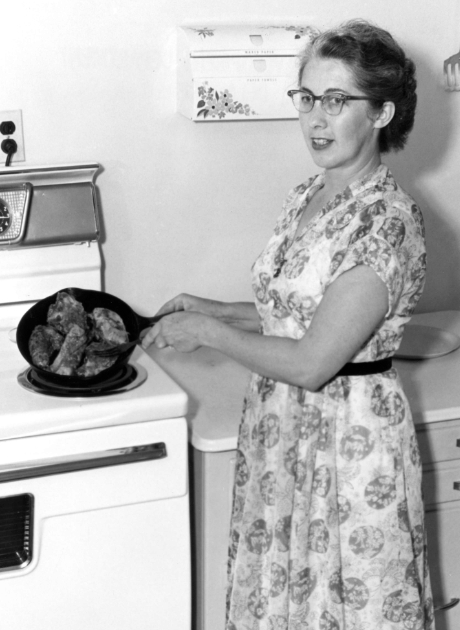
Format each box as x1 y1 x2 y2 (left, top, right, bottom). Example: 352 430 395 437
0 442 167 483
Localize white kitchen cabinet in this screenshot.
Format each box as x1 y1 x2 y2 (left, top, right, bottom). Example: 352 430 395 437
190 447 236 630
418 418 460 629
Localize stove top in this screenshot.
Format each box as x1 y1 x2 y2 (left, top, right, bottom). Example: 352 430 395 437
0 324 188 442
18 363 148 398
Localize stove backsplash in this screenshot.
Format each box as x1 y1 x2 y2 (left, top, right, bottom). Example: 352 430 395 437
0 163 101 249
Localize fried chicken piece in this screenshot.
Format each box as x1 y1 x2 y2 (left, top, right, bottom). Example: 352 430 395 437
76 341 118 377
50 324 88 376
47 291 88 335
91 308 128 345
28 325 64 369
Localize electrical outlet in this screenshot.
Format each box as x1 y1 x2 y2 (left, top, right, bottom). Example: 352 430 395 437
0 110 25 164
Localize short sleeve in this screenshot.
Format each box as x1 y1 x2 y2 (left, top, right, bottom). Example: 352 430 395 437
329 232 403 316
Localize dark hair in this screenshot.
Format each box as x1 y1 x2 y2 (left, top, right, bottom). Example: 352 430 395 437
298 19 417 153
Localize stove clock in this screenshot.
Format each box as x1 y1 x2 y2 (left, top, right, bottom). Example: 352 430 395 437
0 200 11 234
0 183 32 245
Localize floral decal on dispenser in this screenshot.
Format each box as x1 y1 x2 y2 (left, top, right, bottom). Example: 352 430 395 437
280 25 319 40
196 83 258 119
260 25 319 41
192 27 215 39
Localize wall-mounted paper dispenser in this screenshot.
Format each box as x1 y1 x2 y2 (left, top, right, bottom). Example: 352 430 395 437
177 23 318 121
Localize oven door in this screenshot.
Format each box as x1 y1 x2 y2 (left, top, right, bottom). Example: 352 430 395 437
0 417 190 630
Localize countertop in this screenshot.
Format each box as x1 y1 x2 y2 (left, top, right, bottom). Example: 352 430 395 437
147 310 460 453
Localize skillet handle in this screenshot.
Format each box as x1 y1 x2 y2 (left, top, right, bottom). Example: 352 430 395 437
134 312 168 331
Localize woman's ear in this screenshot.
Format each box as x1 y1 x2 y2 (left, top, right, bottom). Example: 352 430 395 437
373 101 395 129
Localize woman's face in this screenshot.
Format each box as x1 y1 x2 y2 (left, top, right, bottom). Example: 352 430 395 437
299 57 382 179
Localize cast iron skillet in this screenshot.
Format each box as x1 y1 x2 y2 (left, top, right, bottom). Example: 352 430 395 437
16 287 161 388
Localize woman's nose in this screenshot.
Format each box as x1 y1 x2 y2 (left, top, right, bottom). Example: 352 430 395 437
307 101 328 126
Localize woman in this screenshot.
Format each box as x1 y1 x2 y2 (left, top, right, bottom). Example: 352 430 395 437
142 19 433 630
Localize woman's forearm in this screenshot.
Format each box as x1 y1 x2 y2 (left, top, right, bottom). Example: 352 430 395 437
202 320 311 386
217 301 260 331
155 294 258 330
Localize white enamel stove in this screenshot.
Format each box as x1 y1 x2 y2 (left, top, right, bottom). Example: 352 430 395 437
0 163 190 630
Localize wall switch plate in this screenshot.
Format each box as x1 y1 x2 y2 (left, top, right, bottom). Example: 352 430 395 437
0 110 25 163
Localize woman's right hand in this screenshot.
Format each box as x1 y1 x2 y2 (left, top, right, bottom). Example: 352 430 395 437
155 294 260 332
155 293 223 319
141 293 224 352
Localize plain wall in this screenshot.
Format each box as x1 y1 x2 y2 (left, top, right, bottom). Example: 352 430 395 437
1 0 460 314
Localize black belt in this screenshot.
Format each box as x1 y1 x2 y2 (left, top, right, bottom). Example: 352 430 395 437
335 358 392 377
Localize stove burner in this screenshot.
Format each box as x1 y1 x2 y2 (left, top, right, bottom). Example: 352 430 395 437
18 363 148 397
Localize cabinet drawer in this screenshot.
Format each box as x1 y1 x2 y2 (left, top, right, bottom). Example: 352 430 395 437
423 460 460 507
417 419 460 465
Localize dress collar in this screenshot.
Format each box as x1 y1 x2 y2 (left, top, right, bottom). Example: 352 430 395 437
309 163 390 198
348 163 390 196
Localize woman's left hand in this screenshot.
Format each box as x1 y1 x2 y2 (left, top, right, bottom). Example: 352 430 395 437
141 311 209 353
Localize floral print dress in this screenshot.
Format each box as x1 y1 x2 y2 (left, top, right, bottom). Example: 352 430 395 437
226 165 434 630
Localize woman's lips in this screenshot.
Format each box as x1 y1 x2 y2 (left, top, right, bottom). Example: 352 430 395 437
311 138 333 150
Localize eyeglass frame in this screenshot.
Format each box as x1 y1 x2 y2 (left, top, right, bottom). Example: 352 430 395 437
287 89 372 116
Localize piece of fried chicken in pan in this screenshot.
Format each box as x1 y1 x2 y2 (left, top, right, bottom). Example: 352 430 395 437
76 309 129 377
76 341 118 377
28 325 64 369
50 324 88 375
47 291 88 335
91 308 129 345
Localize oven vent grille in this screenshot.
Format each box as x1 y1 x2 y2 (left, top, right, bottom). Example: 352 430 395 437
0 493 33 571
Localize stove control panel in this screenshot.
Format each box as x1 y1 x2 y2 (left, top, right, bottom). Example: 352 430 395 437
0 163 100 248
0 184 32 245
